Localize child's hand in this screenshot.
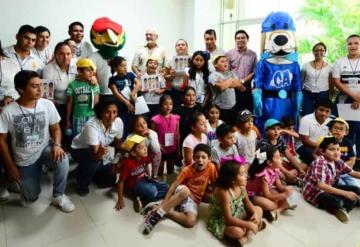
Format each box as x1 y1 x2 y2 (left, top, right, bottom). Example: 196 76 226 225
126 101 135 113
246 221 258 234
344 191 360 201
249 213 258 224
115 198 125 210
90 75 98 86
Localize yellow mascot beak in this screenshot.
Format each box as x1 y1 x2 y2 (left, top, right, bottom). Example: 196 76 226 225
91 29 124 48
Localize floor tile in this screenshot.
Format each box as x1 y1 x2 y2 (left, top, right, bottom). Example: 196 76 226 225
0 206 6 247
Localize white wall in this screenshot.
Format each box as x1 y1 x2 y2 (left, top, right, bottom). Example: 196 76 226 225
0 0 198 62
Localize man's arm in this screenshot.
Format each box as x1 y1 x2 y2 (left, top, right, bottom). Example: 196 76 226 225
49 123 65 162
0 133 20 181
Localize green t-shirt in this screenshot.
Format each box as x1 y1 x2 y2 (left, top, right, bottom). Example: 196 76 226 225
66 80 100 117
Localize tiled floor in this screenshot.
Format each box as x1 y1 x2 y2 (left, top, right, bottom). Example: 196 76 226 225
1 178 360 247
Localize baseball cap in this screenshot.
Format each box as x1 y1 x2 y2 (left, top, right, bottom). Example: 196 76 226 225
327 117 349 130
264 119 284 130
236 109 254 122
121 134 145 152
76 58 96 71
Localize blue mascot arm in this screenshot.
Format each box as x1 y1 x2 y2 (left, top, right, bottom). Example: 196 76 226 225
253 89 263 117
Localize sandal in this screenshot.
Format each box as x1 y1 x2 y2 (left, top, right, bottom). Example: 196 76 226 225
259 220 267 231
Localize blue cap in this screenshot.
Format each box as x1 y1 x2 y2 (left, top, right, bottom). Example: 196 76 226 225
264 119 284 130
261 12 296 33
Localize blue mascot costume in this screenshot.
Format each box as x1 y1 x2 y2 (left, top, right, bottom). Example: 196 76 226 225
253 12 302 132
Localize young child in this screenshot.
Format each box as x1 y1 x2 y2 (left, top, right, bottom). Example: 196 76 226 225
141 58 166 119
175 86 202 146
129 116 162 179
66 58 100 136
143 144 218 233
303 136 360 223
327 118 358 187
151 94 180 176
234 109 258 166
259 119 306 183
205 104 223 146
108 56 141 128
247 145 295 222
208 55 242 125
182 112 208 166
211 123 239 170
281 117 300 157
207 160 265 246
116 134 168 212
186 50 210 108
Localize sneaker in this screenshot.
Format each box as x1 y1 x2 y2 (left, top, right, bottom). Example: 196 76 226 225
76 186 90 197
139 200 162 215
133 196 143 213
264 210 277 223
0 187 9 203
331 208 349 223
143 210 163 234
52 195 75 213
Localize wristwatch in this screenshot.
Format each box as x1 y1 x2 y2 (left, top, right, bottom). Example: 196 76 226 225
53 143 62 147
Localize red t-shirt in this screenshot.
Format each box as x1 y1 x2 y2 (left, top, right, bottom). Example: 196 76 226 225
119 156 149 190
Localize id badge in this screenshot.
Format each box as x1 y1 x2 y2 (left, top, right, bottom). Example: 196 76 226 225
348 78 360 92
164 133 174 147
102 146 115 165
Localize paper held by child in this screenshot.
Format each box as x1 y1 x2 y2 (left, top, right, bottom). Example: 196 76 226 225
337 104 360 121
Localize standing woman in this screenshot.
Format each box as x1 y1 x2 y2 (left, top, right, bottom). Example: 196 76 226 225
0 40 21 110
301 42 332 116
42 42 77 148
332 34 360 164
33 26 52 65
165 39 190 107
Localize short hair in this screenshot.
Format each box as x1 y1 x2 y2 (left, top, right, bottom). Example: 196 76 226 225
314 98 333 110
234 29 249 40
312 42 327 52
17 25 36 36
35 26 51 36
346 34 360 41
183 86 196 95
68 21 84 31
213 55 226 64
14 70 40 93
204 29 217 39
53 41 70 55
193 143 211 157
319 136 338 150
282 116 295 127
93 99 118 119
216 123 232 139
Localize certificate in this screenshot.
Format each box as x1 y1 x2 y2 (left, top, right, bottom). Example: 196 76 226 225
337 104 360 121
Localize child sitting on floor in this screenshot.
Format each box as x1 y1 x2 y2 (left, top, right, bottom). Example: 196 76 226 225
143 144 218 233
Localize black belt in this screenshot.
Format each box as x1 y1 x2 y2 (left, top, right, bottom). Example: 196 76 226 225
263 90 292 99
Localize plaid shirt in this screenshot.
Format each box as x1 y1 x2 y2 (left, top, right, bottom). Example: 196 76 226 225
302 156 352 206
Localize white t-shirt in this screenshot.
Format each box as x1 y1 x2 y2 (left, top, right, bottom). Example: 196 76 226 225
71 117 123 149
182 133 208 164
187 70 207 104
0 99 60 166
75 41 93 58
209 71 237 109
0 57 21 99
298 113 331 143
4 45 45 75
32 47 52 65
332 56 360 96
206 119 223 147
141 73 166 104
301 62 331 92
211 143 239 165
234 130 257 164
89 52 112 95
132 45 167 73
42 60 77 104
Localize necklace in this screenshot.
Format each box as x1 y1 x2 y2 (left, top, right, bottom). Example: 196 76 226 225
17 101 37 134
347 56 360 75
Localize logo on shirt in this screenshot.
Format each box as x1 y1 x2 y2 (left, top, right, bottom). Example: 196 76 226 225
270 69 293 88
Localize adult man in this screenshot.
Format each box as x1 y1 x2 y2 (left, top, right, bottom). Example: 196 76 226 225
0 70 75 212
132 28 167 77
4 25 45 74
204 29 225 72
226 30 257 112
68 21 93 58
32 26 52 65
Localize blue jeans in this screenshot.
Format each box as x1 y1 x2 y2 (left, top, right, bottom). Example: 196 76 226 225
71 148 116 191
18 144 69 201
133 177 169 203
302 90 329 116
338 173 359 187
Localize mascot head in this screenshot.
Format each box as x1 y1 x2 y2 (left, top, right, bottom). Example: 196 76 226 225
91 17 126 60
260 12 297 61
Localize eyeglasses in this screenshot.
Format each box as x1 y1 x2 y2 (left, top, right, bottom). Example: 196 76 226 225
313 49 326 52
332 126 346 131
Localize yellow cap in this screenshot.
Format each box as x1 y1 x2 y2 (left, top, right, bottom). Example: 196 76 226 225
76 58 96 71
121 134 145 152
327 117 349 130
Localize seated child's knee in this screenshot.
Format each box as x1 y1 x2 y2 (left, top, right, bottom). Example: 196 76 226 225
175 185 191 199
184 215 197 228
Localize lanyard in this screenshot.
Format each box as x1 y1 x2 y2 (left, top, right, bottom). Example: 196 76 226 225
348 57 360 75
34 48 49 64
17 101 37 134
14 53 31 71
313 60 324 84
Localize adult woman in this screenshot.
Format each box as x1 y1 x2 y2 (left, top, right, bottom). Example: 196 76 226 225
33 26 52 65
164 39 190 107
332 34 360 163
0 40 21 110
71 100 124 196
42 42 77 147
301 42 332 115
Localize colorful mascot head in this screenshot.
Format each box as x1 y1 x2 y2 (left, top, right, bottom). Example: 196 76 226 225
260 12 298 62
90 17 126 60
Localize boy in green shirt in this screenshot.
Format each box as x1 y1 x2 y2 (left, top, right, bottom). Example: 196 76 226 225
66 58 99 136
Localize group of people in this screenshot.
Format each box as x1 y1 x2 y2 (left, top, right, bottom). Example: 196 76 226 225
0 21 360 246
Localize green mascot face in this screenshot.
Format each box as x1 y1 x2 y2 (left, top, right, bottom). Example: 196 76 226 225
90 17 126 59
